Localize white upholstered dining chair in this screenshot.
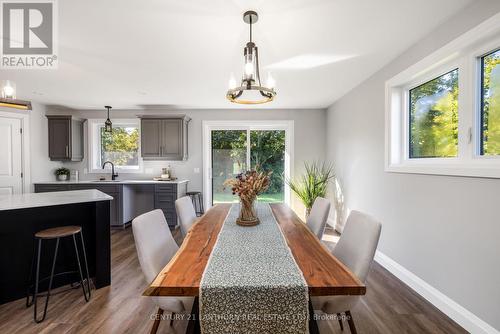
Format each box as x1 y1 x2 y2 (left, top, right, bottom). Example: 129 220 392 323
306 197 331 240
132 209 192 334
175 196 198 238
312 210 381 334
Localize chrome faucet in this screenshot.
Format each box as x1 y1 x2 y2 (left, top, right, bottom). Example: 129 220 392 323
102 161 118 180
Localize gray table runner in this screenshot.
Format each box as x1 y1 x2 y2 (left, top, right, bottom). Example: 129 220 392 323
200 203 309 334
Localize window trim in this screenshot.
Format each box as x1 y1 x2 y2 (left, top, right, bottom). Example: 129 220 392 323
385 12 500 178
87 118 143 174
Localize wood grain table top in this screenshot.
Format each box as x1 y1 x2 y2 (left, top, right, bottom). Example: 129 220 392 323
144 203 366 297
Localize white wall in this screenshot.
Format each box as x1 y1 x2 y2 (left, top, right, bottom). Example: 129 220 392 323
326 1 500 331
43 108 326 215
29 103 60 184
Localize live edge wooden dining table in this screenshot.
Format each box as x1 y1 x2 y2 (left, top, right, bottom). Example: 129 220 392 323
143 203 366 333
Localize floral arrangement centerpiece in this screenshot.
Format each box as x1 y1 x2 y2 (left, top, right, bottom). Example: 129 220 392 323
224 170 272 226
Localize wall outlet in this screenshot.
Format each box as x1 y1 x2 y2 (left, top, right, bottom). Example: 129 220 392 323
194 168 200 174
145 168 153 174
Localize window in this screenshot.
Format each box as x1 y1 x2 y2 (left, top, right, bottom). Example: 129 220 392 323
480 49 500 155
100 126 139 167
409 69 459 158
385 13 500 178
88 119 141 172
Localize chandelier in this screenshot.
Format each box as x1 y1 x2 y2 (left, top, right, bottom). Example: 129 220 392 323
226 11 276 104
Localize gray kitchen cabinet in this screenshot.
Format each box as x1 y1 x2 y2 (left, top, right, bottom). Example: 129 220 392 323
154 182 187 228
140 116 190 161
141 119 162 157
47 115 84 161
154 184 177 227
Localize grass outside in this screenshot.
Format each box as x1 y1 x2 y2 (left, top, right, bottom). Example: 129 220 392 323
213 192 284 204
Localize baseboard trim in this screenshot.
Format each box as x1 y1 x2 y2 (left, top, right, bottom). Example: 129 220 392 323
374 251 499 334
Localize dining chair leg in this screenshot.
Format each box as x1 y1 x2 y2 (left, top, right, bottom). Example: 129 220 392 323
170 312 175 326
150 307 163 334
346 310 357 334
337 313 344 331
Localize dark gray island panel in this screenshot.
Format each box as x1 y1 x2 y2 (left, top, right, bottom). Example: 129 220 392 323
35 184 123 227
0 190 112 304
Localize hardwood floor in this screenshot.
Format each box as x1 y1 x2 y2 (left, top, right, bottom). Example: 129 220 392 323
0 227 466 334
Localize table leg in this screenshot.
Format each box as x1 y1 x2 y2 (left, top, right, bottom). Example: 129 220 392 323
186 297 200 334
309 299 320 334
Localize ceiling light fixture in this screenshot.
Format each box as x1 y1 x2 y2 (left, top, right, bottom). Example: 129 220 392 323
226 11 276 105
0 80 31 110
1 80 16 99
104 106 113 133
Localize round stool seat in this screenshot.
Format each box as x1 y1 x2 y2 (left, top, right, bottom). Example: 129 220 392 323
186 191 201 195
35 226 82 239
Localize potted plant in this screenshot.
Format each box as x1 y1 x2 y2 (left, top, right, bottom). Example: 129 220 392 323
224 170 272 226
285 162 335 217
55 167 71 181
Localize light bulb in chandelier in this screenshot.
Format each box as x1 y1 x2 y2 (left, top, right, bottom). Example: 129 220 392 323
228 73 237 89
244 62 254 77
266 72 275 89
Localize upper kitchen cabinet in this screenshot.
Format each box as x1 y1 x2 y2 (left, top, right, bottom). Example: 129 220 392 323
140 116 190 160
47 115 84 161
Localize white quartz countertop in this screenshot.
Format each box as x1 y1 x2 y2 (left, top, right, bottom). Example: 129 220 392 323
34 179 189 185
0 189 113 211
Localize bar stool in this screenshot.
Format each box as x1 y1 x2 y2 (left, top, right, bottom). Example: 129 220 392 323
186 191 204 216
26 226 92 323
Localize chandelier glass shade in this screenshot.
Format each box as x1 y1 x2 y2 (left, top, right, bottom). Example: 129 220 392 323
226 11 276 104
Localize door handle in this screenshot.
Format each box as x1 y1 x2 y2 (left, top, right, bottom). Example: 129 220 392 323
65 145 69 156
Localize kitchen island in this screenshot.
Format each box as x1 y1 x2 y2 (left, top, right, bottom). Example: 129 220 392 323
34 180 189 228
0 190 112 304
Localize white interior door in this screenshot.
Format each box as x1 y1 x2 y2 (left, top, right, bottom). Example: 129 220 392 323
0 117 23 195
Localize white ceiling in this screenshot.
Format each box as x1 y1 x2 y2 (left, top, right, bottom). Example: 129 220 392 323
1 0 472 110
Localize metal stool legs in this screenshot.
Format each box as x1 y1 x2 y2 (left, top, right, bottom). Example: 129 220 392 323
73 232 91 301
198 194 204 216
33 237 59 323
26 230 91 323
187 192 204 216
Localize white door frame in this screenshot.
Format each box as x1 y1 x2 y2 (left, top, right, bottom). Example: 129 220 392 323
0 109 31 193
202 120 294 210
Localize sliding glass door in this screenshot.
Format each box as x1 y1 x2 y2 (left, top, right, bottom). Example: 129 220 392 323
211 130 247 203
205 121 292 207
249 130 285 203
